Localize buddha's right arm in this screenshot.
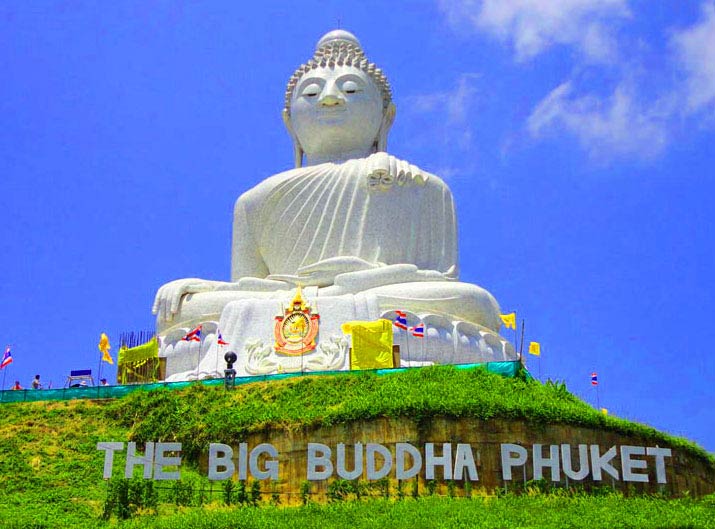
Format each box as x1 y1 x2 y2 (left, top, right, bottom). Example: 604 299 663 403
152 278 234 323
152 276 292 323
231 195 270 281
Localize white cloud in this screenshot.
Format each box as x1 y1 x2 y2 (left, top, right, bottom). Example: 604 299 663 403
437 1 715 162
409 74 478 125
671 2 715 114
525 2 715 160
439 0 630 63
527 81 669 159
405 74 479 149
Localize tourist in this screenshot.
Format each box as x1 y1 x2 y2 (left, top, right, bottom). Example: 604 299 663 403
11 380 22 390
100 378 109 386
31 375 42 389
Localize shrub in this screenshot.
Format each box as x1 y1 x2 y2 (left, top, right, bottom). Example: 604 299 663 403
270 482 281 506
327 479 353 502
235 481 247 505
300 480 312 506
222 480 234 506
411 478 419 499
249 480 261 506
426 479 437 496
171 480 193 506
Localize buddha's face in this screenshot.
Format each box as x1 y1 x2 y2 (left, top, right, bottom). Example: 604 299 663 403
289 65 384 160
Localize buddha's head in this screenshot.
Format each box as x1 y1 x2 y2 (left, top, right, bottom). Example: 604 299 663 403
283 30 396 167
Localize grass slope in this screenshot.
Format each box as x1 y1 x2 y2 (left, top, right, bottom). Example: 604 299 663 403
118 496 715 529
0 366 713 529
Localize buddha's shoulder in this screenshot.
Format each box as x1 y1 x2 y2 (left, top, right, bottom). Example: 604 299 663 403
237 155 450 206
236 166 307 205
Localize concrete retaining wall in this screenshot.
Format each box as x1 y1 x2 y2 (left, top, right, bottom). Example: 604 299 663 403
200 416 715 502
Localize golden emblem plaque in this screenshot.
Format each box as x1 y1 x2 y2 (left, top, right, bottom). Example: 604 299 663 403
274 286 320 355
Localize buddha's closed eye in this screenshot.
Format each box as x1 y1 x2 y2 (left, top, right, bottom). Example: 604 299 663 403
342 80 360 94
302 83 321 97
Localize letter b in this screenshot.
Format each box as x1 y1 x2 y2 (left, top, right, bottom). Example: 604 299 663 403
307 443 333 481
208 443 235 481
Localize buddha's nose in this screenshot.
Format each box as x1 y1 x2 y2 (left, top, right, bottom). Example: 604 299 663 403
319 83 345 107
319 94 343 107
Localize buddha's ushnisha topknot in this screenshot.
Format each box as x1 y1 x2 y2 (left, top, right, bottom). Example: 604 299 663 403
284 30 392 114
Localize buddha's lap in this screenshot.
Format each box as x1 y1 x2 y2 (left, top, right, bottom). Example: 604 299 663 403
159 281 500 333
366 281 500 330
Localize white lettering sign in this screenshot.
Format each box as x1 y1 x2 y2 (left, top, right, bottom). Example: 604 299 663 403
96 442 182 480
96 441 672 484
500 443 672 483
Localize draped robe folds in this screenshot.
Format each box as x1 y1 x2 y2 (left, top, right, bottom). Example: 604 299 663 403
231 157 458 286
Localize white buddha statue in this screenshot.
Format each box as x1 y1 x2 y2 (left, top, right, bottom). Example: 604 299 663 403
153 30 514 380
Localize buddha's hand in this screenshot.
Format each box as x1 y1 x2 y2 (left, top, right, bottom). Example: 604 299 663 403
323 264 449 295
289 256 382 287
152 278 228 323
366 152 426 191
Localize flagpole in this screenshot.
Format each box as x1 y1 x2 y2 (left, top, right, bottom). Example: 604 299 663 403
196 333 202 380
301 328 305 375
405 327 410 366
192 339 197 380
422 323 426 361
595 379 601 410
300 287 310 375
216 329 223 379
97 344 102 387
1 346 8 391
518 319 525 362
216 339 220 378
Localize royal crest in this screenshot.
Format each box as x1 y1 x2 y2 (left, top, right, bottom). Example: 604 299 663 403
274 286 320 355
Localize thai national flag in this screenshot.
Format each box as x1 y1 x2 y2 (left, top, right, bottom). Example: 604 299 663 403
393 311 408 330
217 332 229 346
410 323 425 338
182 325 202 342
591 372 598 386
0 346 12 369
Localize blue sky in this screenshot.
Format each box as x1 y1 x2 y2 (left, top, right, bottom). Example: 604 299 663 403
1 1 714 452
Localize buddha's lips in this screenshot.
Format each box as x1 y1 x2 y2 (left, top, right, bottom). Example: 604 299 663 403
315 110 348 122
317 106 346 114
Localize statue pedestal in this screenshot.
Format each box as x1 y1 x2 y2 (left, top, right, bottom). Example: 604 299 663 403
159 291 516 381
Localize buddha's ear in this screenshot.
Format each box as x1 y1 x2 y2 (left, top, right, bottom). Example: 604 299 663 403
282 109 304 168
376 102 396 152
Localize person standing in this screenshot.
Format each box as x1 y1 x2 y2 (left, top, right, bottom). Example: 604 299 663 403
11 380 22 390
31 375 41 389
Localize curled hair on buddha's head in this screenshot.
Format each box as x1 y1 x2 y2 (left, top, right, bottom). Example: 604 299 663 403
282 30 396 167
284 30 392 114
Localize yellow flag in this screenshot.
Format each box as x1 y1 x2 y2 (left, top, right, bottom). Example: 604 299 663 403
342 319 394 370
601 408 608 416
500 312 516 330
99 333 114 365
528 341 541 356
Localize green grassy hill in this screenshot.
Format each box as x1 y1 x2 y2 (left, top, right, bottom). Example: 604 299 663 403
1 366 713 528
